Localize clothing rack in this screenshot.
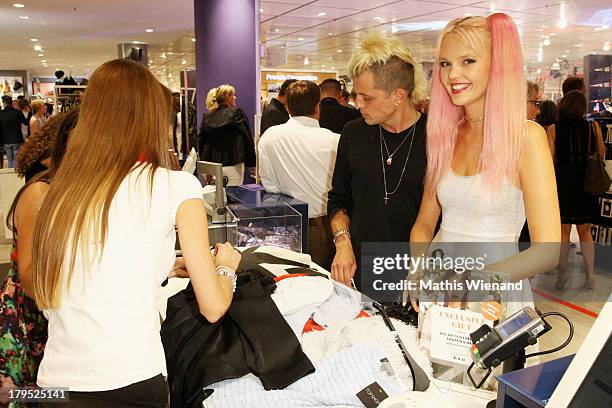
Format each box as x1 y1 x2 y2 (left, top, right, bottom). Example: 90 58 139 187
54 85 87 113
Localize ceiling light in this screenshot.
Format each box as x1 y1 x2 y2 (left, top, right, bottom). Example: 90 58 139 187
562 54 567 58
274 28 279 32
145 28 154 33
549 32 555 36
604 42 610 52
321 65 326 68
132 40 142 44
558 19 567 29
29 38 38 42
161 53 166 59
543 38 551 46
303 57 309 65
298 37 304 40
33 45 41 51
331 67 335 70
574 44 582 47
592 52 598 55
565 49 570 53
37 53 43 56
337 49 343 53
181 59 187 64
13 3 25 7
166 52 173 55
40 59 46 62
19 15 30 19
328 32 333 35
259 8 263 12
536 68 542 74
391 25 398 34
317 12 326 17
374 17 382 21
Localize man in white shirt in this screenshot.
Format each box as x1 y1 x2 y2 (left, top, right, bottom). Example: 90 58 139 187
259 80 340 270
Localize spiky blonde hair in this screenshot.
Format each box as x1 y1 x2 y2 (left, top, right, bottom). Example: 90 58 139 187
348 32 427 101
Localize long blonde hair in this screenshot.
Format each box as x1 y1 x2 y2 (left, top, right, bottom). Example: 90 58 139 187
32 59 175 309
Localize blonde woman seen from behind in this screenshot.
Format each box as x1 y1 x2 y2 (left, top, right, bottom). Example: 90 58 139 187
33 59 240 408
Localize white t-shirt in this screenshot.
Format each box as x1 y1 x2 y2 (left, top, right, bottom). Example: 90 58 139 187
258 116 340 218
37 166 202 391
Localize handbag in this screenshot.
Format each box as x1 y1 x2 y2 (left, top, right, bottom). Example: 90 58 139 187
584 121 611 195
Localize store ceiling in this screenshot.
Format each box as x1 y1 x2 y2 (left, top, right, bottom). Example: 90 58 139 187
0 0 610 88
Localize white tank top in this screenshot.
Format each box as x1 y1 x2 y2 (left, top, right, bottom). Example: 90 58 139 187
435 169 526 243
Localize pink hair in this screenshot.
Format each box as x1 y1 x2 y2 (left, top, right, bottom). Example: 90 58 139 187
426 13 526 195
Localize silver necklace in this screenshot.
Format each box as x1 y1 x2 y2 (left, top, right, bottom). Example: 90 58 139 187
379 124 416 205
380 122 416 165
464 115 484 123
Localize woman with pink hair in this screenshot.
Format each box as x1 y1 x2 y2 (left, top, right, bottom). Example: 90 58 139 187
409 14 560 313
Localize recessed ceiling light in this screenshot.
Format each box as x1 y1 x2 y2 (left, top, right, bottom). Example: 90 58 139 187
259 8 263 12
13 3 25 8
328 32 333 35
331 67 335 70
274 28 279 32
543 38 551 46
337 49 343 53
132 40 141 44
562 54 567 58
298 37 304 40
33 45 41 51
304 57 309 65
374 17 382 21
145 28 154 33
166 52 173 55
37 53 43 56
549 33 555 36
565 49 570 52
19 15 30 19
574 44 582 47
29 38 38 42
161 53 166 59
182 59 187 64
41 59 46 62
317 12 326 17
191 38 196 41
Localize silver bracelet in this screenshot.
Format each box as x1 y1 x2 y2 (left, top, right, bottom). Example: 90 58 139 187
216 266 237 293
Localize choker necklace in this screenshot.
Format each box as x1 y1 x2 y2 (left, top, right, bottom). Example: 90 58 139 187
465 115 484 123
379 123 416 205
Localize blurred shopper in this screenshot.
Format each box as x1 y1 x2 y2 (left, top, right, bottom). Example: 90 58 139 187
0 95 29 168
259 81 340 269
526 81 541 121
562 76 586 95
198 84 255 186
327 33 428 288
547 90 605 291
318 78 361 134
260 79 296 136
0 108 76 404
29 100 48 137
31 59 240 407
340 89 350 106
17 98 32 140
411 14 560 312
536 100 557 131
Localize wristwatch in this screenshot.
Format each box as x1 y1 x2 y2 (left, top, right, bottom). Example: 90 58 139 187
216 266 237 292
333 229 351 245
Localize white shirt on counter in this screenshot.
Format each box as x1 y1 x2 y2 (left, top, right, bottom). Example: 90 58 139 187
37 165 203 391
258 116 339 218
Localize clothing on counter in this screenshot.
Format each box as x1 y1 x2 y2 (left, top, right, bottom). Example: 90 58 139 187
204 342 404 408
271 276 334 315
161 271 314 408
312 280 362 327
259 116 340 218
327 115 427 286
318 97 362 135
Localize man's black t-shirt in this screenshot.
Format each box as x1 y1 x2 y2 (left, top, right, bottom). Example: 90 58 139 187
327 113 427 272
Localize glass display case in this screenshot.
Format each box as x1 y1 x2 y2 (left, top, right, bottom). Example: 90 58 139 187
227 203 302 253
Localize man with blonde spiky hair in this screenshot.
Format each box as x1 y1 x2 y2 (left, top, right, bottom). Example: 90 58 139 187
327 33 428 289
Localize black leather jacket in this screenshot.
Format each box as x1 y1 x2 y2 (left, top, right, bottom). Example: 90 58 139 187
197 105 256 167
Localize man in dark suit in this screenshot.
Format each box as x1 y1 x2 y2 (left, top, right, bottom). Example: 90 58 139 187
318 79 361 134
260 79 296 136
0 95 29 168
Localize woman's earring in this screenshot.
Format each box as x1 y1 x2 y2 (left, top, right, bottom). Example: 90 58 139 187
394 100 400 107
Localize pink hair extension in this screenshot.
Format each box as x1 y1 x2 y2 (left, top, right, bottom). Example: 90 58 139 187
426 13 526 196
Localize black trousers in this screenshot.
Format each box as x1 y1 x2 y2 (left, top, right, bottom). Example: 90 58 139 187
39 374 168 408
308 215 334 271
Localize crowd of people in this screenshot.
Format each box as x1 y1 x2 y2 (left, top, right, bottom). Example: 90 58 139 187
0 11 606 407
